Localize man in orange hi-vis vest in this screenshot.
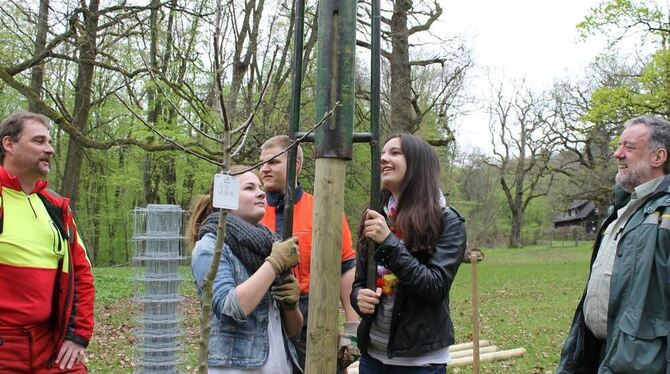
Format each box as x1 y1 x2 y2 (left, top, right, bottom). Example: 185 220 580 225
0 112 95 373
259 135 358 373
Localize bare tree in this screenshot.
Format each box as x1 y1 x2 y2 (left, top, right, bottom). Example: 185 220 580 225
357 0 471 141
547 56 644 211
226 0 266 120
488 83 557 248
61 0 100 208
454 150 505 247
29 0 49 113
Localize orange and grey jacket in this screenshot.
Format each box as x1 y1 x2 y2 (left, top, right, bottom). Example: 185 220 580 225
261 189 355 294
0 166 95 354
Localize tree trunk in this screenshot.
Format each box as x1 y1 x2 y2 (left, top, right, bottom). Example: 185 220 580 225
509 127 527 248
85 162 100 266
61 0 100 207
163 155 177 204
113 151 129 263
509 208 523 248
142 0 162 205
181 169 195 208
228 0 265 121
388 0 417 133
29 0 49 112
264 3 318 127
389 0 421 133
143 156 160 204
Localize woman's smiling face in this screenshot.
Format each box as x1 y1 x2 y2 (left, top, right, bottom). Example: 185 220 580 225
380 137 407 198
231 171 266 224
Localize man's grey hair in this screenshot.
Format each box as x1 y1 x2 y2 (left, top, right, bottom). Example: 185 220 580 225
625 115 670 173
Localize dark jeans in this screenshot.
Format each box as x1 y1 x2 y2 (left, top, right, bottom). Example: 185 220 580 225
359 354 446 374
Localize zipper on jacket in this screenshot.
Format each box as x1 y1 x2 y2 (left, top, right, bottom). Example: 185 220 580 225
26 195 38 218
614 227 624 241
51 221 63 255
23 330 35 371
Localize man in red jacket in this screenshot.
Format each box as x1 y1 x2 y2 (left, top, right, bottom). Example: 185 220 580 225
259 135 358 372
0 112 95 373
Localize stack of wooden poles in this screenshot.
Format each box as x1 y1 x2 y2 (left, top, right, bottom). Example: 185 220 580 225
448 340 527 368
347 252 527 373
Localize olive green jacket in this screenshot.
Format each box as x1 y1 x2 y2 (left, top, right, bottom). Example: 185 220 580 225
557 175 670 373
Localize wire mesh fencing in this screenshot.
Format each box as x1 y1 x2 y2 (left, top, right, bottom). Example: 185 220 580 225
131 204 185 373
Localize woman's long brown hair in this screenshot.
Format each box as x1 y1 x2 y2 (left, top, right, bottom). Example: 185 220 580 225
186 194 215 249
379 133 444 255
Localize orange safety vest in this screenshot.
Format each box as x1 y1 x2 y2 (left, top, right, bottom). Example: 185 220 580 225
261 192 355 294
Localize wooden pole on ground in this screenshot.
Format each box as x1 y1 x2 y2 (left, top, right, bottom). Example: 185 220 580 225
470 253 480 374
449 348 528 367
449 340 491 352
450 345 499 359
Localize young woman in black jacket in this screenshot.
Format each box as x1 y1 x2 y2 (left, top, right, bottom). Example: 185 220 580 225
351 133 467 374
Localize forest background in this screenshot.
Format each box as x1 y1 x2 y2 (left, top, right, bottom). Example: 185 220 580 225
0 0 667 264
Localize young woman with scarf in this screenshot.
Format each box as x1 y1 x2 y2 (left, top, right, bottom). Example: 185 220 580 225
351 134 467 374
189 166 303 373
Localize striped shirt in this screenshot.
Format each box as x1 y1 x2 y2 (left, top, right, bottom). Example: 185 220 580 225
367 294 451 366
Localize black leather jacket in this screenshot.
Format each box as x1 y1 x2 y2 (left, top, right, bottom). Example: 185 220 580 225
350 206 466 358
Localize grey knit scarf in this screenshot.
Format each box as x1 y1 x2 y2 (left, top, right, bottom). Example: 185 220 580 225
198 212 280 275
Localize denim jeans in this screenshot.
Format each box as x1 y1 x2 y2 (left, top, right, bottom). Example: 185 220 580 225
359 354 446 374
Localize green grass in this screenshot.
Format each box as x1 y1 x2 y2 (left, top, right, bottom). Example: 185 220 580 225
88 266 199 373
88 243 593 373
448 243 592 373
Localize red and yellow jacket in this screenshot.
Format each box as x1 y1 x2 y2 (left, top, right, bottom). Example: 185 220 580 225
0 166 95 353
261 190 355 294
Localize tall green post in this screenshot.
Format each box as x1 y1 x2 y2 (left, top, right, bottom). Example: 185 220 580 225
367 0 381 290
306 0 356 372
313 0 355 158
283 0 305 240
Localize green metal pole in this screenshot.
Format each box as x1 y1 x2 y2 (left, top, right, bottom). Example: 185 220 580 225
283 0 305 240
367 0 381 290
313 0 355 158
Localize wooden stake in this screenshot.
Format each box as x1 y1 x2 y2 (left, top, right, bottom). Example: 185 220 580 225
470 253 480 374
305 158 347 374
449 340 491 352
450 345 499 359
449 348 528 367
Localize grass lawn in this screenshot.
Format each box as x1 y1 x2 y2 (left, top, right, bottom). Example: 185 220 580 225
447 243 592 373
88 242 593 373
88 266 200 372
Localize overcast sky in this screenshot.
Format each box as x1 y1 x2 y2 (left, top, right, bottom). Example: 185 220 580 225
438 0 607 154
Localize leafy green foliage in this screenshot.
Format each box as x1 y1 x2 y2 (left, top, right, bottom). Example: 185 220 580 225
577 0 667 46
585 49 670 127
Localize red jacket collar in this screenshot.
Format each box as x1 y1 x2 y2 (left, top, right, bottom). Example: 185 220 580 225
0 166 48 194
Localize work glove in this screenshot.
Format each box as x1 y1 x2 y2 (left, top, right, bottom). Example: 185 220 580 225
265 236 299 275
271 274 300 310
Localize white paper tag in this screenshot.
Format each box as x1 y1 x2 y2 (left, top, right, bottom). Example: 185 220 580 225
212 173 239 210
